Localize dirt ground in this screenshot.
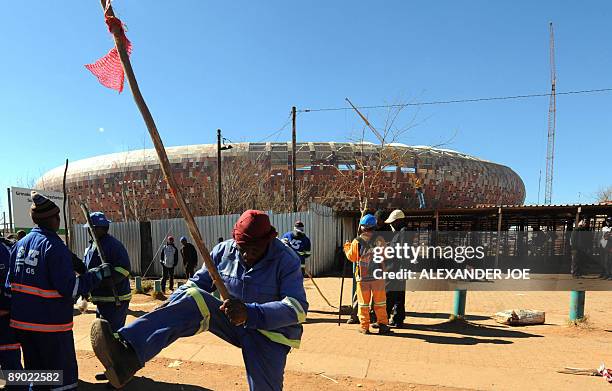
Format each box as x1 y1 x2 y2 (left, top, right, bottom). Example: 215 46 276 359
59 279 612 390
76 351 468 391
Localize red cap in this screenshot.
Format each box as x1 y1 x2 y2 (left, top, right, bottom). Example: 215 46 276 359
232 210 277 245
167 236 174 242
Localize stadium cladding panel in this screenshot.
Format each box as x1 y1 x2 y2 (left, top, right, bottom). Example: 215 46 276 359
36 142 525 223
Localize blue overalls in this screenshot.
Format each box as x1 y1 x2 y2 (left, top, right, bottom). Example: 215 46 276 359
118 238 308 391
7 227 101 391
0 243 21 371
281 231 311 273
84 234 132 332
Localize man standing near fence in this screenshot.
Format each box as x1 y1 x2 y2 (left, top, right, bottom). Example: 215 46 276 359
83 212 132 332
281 221 311 276
160 236 178 292
180 236 198 279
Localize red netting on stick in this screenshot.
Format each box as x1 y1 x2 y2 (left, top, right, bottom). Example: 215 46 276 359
85 16 132 93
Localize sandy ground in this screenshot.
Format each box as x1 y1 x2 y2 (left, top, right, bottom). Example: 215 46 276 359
23 278 612 390
76 351 468 391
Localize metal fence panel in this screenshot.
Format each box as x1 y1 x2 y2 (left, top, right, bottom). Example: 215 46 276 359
71 220 142 275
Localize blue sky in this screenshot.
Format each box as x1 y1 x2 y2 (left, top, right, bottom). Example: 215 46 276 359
1 0 610 219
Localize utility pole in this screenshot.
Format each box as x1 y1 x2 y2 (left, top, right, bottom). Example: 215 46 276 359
292 106 297 212
216 129 233 215
217 129 222 215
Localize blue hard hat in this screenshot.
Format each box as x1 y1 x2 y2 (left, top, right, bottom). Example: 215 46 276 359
359 214 377 228
85 212 111 228
180 236 187 242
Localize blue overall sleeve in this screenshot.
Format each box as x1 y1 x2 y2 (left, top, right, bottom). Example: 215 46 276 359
243 252 308 330
303 236 312 259
46 242 101 299
106 238 131 282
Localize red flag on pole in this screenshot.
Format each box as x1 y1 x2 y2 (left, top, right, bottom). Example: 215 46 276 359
85 16 132 93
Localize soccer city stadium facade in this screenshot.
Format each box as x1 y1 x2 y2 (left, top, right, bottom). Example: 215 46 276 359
36 142 525 223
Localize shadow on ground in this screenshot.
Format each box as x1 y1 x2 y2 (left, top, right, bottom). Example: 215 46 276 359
79 377 212 390
406 311 491 321
406 320 543 339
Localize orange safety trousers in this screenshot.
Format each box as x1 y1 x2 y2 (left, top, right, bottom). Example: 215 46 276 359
356 280 388 330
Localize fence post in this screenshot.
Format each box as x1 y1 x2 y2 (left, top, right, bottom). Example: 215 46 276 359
154 280 162 293
451 289 467 321
569 290 585 321
134 276 142 293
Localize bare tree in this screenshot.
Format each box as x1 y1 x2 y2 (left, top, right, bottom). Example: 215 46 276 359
597 185 612 203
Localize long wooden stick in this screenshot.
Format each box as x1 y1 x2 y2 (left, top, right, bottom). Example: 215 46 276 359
305 271 337 309
99 0 230 300
62 159 70 251
81 202 120 307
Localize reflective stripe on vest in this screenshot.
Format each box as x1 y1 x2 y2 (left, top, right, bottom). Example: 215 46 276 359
10 319 73 332
258 330 301 349
185 286 211 334
91 293 133 303
281 297 306 324
11 283 62 299
114 266 130 277
0 343 20 351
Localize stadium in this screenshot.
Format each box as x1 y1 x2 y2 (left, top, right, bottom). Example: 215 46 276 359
36 142 525 222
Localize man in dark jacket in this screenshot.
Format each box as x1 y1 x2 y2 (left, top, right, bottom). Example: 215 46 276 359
383 209 411 328
7 192 111 391
83 212 132 332
180 236 198 279
0 238 21 372
570 219 590 278
161 236 179 292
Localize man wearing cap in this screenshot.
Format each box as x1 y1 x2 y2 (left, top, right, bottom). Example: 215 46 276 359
160 236 179 292
91 210 308 390
180 236 198 279
83 212 132 332
343 214 391 335
6 192 112 391
383 209 410 328
281 221 311 276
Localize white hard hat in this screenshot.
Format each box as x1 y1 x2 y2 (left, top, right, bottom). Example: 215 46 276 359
384 209 405 224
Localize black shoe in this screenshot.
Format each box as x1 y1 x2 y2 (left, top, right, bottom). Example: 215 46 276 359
346 317 359 324
390 321 404 329
371 322 380 329
378 324 392 335
91 319 142 388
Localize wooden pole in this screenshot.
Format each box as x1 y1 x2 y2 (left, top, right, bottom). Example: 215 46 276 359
99 0 230 300
291 106 297 212
63 159 70 250
217 129 223 215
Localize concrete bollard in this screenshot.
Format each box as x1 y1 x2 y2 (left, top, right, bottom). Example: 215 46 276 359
154 280 162 293
134 276 142 293
451 289 467 321
569 290 585 321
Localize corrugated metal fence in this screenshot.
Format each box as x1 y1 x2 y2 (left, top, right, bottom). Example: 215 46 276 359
72 204 344 277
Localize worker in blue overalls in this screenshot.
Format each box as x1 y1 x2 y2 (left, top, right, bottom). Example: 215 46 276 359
0 239 21 372
281 220 311 276
7 192 112 391
83 212 132 332
91 210 308 391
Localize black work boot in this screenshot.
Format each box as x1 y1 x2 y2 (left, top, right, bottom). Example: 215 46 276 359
91 319 142 388
378 324 392 335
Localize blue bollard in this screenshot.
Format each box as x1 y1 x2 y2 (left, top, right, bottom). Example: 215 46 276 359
134 276 142 293
569 290 585 321
154 280 162 293
451 289 467 321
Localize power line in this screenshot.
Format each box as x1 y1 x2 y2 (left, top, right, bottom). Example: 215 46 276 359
256 111 294 142
298 88 612 113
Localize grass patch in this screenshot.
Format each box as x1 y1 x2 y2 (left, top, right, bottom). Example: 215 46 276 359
132 279 154 295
